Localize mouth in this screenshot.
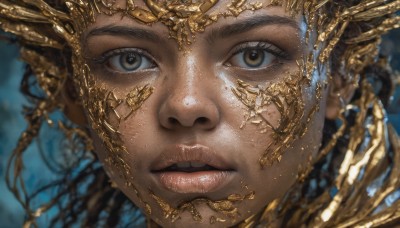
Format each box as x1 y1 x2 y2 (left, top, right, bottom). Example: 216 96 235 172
158 161 222 172
150 145 236 194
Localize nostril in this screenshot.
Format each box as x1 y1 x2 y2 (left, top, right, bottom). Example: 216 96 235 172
196 117 208 125
167 116 210 127
168 117 179 125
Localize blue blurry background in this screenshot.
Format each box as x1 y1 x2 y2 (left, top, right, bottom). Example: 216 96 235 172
0 31 399 227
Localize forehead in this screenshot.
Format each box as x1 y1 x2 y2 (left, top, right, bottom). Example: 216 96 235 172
83 0 298 48
100 0 275 12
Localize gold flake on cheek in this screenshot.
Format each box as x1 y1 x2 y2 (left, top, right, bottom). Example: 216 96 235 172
229 0 329 169
149 189 255 224
71 56 154 214
124 85 154 120
86 84 154 215
232 71 308 167
232 61 324 168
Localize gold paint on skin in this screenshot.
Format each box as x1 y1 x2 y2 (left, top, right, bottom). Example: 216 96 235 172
150 189 255 224
209 216 226 224
232 69 316 167
80 71 154 215
232 1 325 169
67 0 263 49
125 85 154 120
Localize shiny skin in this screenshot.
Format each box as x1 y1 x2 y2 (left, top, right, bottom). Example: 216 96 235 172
83 0 328 227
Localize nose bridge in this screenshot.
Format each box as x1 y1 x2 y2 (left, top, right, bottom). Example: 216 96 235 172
158 53 220 130
175 55 200 99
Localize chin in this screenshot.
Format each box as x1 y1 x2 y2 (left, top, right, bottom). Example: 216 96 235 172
149 202 249 228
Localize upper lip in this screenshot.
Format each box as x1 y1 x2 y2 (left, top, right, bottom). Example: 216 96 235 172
150 144 235 172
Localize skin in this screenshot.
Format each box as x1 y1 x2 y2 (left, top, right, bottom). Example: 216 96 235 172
78 0 332 227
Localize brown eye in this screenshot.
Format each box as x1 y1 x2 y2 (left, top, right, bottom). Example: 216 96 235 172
243 49 265 67
228 47 277 69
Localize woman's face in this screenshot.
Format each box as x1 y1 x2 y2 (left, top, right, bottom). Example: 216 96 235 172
80 0 327 226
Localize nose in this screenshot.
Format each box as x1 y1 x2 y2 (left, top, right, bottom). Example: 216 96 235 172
158 58 220 131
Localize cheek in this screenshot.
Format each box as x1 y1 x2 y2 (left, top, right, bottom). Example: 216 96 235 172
91 132 116 175
249 104 325 204
118 104 158 171
231 76 326 195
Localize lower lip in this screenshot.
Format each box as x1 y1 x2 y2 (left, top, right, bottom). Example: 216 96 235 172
154 171 234 194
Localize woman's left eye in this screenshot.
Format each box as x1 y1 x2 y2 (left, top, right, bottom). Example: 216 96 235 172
227 42 287 69
103 50 156 73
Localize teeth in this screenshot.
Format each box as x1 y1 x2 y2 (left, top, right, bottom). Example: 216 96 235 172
176 162 190 168
190 162 206 168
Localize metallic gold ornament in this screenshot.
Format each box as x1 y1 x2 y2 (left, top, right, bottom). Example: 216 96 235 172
65 0 263 49
150 189 255 224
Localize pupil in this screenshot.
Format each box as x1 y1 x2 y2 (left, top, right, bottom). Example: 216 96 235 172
244 49 264 67
249 51 259 61
126 54 136 64
120 53 141 70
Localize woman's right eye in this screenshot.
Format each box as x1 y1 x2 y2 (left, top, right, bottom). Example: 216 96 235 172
225 42 288 71
98 49 156 73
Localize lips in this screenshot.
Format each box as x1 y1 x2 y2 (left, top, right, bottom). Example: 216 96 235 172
150 144 235 194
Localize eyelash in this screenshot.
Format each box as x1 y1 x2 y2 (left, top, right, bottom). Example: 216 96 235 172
91 48 156 73
88 42 288 77
229 41 290 63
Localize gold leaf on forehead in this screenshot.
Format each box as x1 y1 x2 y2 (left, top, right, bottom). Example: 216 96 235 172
75 0 265 49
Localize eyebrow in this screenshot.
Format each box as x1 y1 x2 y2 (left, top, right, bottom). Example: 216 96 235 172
85 25 162 43
207 15 299 43
84 15 298 45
